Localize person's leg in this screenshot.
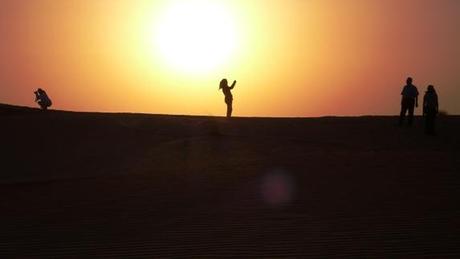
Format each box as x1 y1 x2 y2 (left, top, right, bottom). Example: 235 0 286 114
38 101 46 110
407 101 415 126
424 114 430 134
226 102 232 118
427 111 436 135
399 101 407 126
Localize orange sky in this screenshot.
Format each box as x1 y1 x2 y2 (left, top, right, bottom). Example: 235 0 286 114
1 0 459 116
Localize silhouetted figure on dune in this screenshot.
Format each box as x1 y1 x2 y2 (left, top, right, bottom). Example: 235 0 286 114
399 77 419 126
423 85 439 135
219 78 236 118
34 88 52 110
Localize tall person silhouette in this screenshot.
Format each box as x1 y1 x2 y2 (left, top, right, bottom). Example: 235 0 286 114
399 77 419 126
423 85 439 135
219 78 236 118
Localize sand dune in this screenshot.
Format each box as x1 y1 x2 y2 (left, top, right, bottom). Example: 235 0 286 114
1 103 459 257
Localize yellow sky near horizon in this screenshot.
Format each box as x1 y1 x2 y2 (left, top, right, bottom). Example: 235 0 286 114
1 0 459 116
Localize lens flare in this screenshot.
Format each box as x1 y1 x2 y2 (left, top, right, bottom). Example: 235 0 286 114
260 169 295 206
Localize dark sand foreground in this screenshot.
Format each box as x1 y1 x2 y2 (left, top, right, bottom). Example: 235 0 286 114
1 104 460 257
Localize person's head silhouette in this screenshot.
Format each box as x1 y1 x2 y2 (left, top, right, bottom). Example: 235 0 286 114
406 77 413 85
427 85 435 93
219 78 228 89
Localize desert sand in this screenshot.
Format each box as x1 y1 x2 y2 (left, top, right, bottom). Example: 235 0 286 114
1 103 459 257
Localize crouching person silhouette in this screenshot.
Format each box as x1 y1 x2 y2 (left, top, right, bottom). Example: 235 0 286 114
34 88 52 110
219 78 236 118
423 85 439 135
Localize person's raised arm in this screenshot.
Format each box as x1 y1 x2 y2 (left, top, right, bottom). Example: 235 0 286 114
230 80 236 89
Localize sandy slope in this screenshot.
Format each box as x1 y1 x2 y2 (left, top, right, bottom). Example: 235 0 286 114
1 104 459 257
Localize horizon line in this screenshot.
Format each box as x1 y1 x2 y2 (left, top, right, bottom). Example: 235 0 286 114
0 102 455 119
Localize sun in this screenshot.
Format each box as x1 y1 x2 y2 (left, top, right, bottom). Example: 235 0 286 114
154 0 238 74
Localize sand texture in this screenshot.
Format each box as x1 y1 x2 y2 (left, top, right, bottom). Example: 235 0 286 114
1 104 460 257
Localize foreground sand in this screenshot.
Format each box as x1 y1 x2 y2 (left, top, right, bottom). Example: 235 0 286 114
1 104 459 257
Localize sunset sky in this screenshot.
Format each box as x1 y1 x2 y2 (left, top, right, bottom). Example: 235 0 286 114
1 0 459 117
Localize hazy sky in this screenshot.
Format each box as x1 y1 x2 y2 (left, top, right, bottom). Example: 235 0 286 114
1 0 459 116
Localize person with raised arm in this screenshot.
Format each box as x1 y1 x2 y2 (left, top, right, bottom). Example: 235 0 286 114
219 78 237 118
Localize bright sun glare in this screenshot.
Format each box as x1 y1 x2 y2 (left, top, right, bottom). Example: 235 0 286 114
154 0 238 74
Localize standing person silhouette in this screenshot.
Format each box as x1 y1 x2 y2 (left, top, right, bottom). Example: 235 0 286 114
399 77 419 126
423 85 439 135
219 78 236 118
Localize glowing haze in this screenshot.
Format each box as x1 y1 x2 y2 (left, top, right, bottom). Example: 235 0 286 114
1 0 459 116
154 1 239 74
